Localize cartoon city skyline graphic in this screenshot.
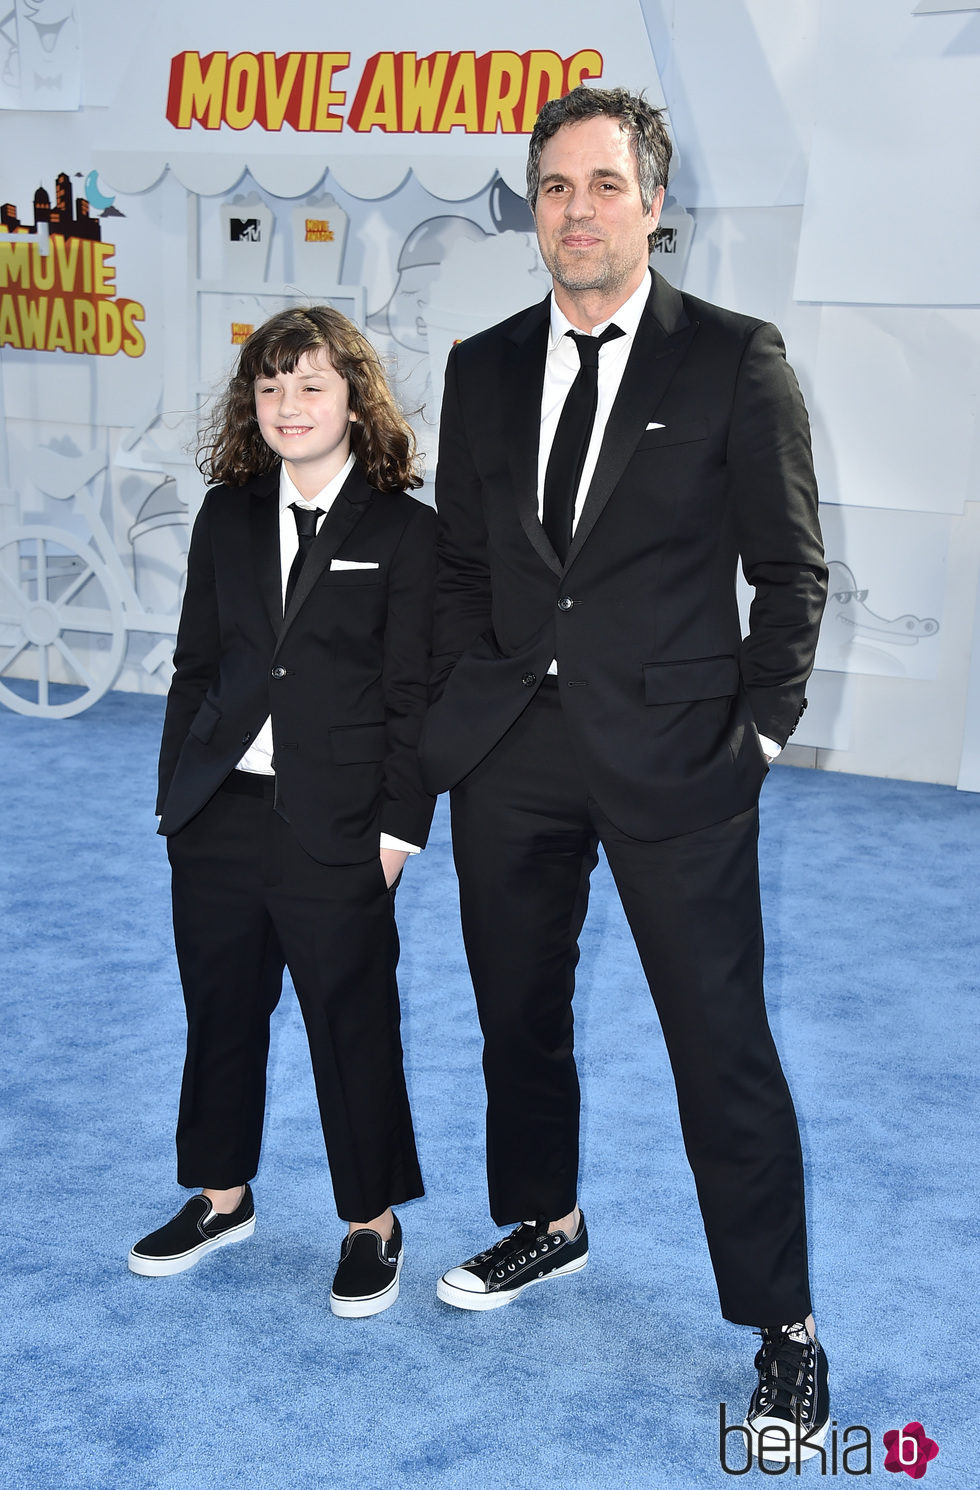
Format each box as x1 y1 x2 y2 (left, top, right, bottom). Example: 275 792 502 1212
1 167 124 240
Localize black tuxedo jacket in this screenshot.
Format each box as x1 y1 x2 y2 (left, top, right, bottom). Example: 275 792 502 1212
420 270 828 841
157 466 436 864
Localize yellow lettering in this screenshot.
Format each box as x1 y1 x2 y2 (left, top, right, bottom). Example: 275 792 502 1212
47 297 72 352
437 52 478 133
73 298 97 354
52 234 81 291
353 52 398 131
482 52 523 133
97 299 122 356
0 239 31 288
565 49 603 90
172 51 227 130
401 51 449 132
19 296 48 348
121 300 146 358
93 244 115 297
226 52 260 130
313 52 348 131
32 244 56 291
521 51 564 131
297 52 318 131
261 51 301 131
0 295 21 346
80 239 93 294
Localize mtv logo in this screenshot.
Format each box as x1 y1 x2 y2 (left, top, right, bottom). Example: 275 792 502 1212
230 219 261 243
653 227 678 255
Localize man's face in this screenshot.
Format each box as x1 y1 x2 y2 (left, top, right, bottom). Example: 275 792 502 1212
533 116 663 302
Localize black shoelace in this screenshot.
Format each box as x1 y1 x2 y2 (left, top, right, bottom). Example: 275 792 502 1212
753 1329 816 1418
473 1220 561 1275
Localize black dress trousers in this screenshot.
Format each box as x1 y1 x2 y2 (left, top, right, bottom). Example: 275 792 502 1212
449 683 811 1327
167 773 423 1222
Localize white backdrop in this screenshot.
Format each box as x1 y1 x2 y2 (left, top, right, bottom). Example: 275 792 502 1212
1 0 978 790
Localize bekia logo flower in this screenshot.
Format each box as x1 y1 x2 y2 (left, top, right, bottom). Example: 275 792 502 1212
883 1422 939 1478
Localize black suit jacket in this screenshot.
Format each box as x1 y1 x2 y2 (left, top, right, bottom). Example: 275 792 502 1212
420 270 827 841
157 466 436 864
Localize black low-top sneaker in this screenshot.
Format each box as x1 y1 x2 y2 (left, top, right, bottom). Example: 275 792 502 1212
330 1215 403 1318
436 1212 589 1310
745 1322 830 1466
128 1186 255 1276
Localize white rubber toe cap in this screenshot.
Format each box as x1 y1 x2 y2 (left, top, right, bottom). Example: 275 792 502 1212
440 1266 486 1294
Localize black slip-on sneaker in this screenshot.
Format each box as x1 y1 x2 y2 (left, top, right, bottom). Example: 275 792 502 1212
330 1214 403 1318
128 1186 255 1277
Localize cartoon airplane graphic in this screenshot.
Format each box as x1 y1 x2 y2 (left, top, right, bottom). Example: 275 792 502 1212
825 560 939 646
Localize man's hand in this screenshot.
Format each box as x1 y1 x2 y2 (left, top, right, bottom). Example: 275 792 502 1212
379 847 410 889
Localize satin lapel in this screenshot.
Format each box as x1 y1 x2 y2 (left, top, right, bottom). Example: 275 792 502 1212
274 467 374 653
248 475 283 637
565 276 697 569
505 300 561 577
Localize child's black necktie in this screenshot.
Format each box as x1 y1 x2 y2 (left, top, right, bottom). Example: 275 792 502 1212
284 502 320 612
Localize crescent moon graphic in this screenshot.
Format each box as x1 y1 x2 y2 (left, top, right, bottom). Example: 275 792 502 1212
84 169 115 211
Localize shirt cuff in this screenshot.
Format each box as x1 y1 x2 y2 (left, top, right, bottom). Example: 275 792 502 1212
380 833 422 855
758 733 782 763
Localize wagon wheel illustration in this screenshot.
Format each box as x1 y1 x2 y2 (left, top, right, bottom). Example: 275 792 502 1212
0 526 126 718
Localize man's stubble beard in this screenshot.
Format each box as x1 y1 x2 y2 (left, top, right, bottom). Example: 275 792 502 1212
537 229 648 299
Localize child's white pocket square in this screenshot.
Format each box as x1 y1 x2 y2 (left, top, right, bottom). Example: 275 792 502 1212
330 559 379 570
645 421 666 431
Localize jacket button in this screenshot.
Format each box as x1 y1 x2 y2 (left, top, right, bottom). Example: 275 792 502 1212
271 666 286 679
521 672 537 687
557 596 574 611
241 732 252 745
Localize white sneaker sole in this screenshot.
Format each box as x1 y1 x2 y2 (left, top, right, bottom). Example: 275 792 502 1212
745 1414 830 1464
128 1215 256 1276
330 1252 403 1318
436 1250 589 1311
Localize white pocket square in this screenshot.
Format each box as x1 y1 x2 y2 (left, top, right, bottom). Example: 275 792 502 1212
646 421 666 431
330 559 379 570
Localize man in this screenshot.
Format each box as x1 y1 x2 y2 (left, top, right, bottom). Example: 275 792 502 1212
420 86 829 1463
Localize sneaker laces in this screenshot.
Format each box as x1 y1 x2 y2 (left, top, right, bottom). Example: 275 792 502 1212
471 1220 563 1278
752 1324 817 1420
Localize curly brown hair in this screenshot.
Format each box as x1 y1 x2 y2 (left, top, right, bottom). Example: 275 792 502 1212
197 305 423 492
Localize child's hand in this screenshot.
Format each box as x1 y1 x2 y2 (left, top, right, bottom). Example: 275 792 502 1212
379 847 410 889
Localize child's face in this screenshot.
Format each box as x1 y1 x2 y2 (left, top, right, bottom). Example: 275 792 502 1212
254 349 355 495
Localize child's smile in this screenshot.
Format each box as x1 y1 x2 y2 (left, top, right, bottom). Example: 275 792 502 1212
254 350 355 495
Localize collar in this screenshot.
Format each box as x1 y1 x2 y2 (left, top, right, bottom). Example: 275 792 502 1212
548 270 652 351
278 452 356 513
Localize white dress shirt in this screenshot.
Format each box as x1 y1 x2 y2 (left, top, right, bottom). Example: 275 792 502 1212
538 277 781 762
236 455 421 851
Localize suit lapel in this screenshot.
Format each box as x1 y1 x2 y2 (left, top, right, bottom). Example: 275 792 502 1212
248 473 283 636
274 465 374 653
504 298 562 577
565 272 697 569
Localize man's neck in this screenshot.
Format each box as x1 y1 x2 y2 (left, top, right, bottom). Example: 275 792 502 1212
552 267 649 333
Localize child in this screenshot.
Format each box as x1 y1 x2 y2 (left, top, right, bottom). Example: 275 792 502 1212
129 306 435 1318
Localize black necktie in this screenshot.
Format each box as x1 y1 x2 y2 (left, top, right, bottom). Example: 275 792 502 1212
542 324 625 563
284 502 320 613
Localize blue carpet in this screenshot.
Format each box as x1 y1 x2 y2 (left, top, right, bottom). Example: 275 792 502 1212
1 691 976 1488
